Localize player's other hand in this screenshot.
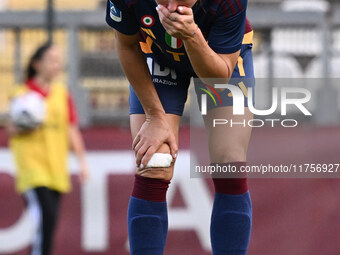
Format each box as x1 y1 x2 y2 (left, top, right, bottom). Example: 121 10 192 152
156 4 197 40
79 162 89 183
132 115 178 169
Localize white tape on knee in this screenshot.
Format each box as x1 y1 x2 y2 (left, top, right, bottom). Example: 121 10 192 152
145 153 173 168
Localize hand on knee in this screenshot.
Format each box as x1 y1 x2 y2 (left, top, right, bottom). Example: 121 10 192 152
137 143 174 181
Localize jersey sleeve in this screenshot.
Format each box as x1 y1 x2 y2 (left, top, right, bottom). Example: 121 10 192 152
105 0 140 35
207 0 247 54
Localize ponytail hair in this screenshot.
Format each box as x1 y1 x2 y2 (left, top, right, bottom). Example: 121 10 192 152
26 42 53 81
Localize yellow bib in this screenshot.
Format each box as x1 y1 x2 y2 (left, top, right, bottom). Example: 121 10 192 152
10 83 71 193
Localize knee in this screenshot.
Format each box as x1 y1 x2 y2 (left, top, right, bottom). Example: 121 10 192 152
212 147 247 163
137 166 174 181
132 143 173 201
136 143 174 181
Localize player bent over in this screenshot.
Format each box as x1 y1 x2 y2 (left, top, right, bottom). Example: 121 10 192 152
106 0 254 254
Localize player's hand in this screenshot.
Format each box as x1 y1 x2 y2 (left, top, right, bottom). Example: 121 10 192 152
132 115 177 169
156 4 197 40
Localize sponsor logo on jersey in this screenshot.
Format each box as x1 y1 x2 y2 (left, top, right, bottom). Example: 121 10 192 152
110 2 122 22
165 32 183 49
141 15 155 27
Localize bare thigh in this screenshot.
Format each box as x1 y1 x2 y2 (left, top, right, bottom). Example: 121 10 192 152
203 106 253 163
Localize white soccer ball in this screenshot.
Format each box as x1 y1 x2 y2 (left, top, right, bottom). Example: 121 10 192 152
10 91 46 130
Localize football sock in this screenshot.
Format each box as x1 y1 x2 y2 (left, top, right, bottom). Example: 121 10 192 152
210 162 252 255
128 174 170 255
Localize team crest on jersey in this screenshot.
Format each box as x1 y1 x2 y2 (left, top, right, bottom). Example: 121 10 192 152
141 15 155 27
110 1 122 22
165 32 183 49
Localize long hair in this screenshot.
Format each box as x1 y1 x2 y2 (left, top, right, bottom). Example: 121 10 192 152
25 42 53 81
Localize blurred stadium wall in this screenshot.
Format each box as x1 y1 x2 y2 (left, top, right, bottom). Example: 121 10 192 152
0 0 340 255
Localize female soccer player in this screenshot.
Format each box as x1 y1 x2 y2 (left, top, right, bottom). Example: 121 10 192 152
106 0 254 254
6 42 89 255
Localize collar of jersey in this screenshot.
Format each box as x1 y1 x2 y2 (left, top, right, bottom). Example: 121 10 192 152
26 79 49 98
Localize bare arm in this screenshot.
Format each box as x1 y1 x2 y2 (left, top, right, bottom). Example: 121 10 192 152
5 119 19 137
4 117 31 137
115 31 165 117
184 29 239 79
69 125 89 182
115 31 178 168
157 5 239 80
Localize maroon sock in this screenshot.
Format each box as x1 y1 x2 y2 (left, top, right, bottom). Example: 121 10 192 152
211 162 248 195
132 174 170 202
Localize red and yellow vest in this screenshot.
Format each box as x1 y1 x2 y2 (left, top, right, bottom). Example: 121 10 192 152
10 82 71 193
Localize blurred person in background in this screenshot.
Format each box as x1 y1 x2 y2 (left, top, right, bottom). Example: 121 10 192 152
5 42 89 255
